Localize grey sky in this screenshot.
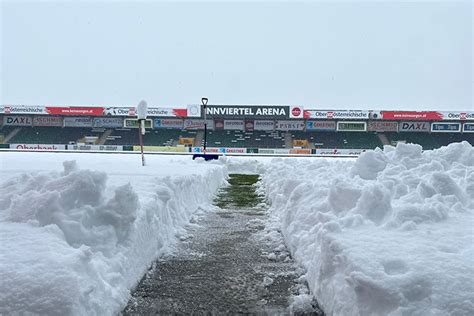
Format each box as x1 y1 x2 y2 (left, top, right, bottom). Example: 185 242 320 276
1 0 472 110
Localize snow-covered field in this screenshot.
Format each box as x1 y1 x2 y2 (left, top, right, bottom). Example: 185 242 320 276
1 142 473 315
261 142 474 315
0 153 226 315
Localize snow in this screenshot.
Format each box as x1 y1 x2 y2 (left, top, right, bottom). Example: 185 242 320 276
261 142 474 315
0 152 226 315
1 142 473 315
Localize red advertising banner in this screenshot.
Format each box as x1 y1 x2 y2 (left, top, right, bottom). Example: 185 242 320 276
382 111 443 121
46 107 105 116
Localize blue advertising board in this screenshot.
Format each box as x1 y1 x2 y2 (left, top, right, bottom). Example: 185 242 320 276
431 123 461 133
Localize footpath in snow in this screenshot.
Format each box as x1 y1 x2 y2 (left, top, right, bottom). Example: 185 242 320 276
124 174 322 314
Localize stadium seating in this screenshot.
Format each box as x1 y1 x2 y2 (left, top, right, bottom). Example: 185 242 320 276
291 131 383 149
7 127 100 144
106 129 199 146
431 133 474 147
0 126 18 143
385 132 439 150
204 130 286 148
2 123 471 150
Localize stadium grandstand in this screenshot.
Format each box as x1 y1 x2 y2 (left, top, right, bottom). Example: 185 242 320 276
1 105 473 154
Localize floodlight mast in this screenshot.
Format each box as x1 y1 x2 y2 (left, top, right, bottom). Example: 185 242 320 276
136 100 148 166
202 97 209 154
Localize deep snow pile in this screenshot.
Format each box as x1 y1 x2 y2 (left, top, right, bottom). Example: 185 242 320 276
263 142 474 316
0 153 226 315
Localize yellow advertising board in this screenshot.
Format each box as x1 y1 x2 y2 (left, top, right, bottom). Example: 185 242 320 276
293 139 309 147
178 138 195 145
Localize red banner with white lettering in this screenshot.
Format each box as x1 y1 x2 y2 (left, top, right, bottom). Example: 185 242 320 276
46 107 105 116
382 111 443 121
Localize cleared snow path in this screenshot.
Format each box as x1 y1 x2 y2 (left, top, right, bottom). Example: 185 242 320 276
123 174 323 315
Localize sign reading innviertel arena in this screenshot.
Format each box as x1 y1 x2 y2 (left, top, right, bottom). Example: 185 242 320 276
205 105 291 119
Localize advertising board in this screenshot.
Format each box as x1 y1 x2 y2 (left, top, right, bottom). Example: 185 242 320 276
254 120 274 131
336 121 367 132
146 108 187 117
186 104 201 117
93 117 123 128
11 144 66 151
275 120 305 131
104 107 135 116
431 122 461 133
440 111 474 121
154 119 184 129
184 119 214 130
462 123 474 133
306 120 336 131
399 121 430 132
382 111 443 121
315 148 368 155
245 120 254 131
289 106 304 119
304 110 369 120
63 117 93 127
133 146 188 152
3 116 32 126
205 105 290 119
224 120 245 130
67 145 123 151
367 121 398 132
46 107 104 116
192 147 247 154
33 116 63 127
289 149 312 154
124 119 153 128
2 105 47 115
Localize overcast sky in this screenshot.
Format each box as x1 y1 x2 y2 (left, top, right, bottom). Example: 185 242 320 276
1 0 472 110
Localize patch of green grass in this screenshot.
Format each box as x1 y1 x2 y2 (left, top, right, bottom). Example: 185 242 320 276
214 174 265 209
227 174 260 186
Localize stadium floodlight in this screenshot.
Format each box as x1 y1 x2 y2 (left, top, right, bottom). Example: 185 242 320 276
136 100 148 166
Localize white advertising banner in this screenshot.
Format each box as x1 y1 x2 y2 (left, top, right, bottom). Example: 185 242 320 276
440 111 474 121
93 117 123 128
3 116 32 126
103 107 136 116
224 120 245 130
367 121 398 132
2 105 47 115
154 119 184 129
399 121 430 132
289 106 304 119
275 120 305 131
184 119 214 130
305 121 336 131
315 148 368 155
186 104 201 117
254 120 275 131
11 144 66 151
304 110 370 120
67 145 124 151
63 117 93 127
33 116 63 127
